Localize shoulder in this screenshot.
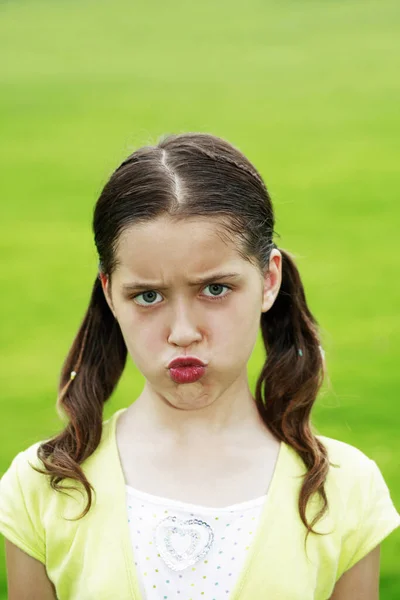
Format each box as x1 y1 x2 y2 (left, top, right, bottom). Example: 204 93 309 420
310 435 398 525
1 440 48 488
0 415 116 563
316 434 372 467
314 435 400 577
0 440 50 563
0 439 54 520
316 434 377 489
1 410 118 491
314 434 392 507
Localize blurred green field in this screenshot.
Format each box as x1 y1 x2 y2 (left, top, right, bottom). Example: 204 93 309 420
1 0 399 597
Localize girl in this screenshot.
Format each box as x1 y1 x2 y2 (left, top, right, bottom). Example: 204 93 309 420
1 132 399 600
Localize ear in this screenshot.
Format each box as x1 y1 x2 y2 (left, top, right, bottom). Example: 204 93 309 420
261 250 282 313
99 272 117 318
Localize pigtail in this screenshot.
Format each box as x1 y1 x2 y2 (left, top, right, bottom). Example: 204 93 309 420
255 248 330 545
30 276 127 519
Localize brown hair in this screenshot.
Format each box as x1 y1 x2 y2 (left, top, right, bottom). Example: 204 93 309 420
32 132 331 545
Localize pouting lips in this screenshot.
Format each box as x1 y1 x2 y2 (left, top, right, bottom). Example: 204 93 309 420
168 364 206 384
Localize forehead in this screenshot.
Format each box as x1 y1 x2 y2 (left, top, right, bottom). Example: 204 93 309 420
114 216 246 279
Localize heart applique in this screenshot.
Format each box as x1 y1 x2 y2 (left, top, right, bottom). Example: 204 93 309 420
155 516 214 571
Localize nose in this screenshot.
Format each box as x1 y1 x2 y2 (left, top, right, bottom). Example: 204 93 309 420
167 301 202 347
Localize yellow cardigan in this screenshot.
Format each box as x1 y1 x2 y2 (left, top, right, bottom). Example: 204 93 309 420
1 407 399 600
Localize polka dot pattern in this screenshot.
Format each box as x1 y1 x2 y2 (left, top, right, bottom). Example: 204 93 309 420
126 485 266 599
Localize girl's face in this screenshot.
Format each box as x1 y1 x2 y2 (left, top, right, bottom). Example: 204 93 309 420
100 215 281 410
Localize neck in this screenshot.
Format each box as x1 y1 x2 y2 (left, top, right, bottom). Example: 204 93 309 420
124 376 269 444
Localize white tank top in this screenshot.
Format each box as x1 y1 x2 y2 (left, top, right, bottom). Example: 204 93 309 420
126 484 267 599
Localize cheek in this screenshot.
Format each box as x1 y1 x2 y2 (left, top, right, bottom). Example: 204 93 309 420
227 292 260 329
119 322 165 378
117 306 164 354
111 301 147 351
212 296 261 352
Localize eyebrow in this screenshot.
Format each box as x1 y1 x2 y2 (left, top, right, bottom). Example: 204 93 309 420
121 272 242 293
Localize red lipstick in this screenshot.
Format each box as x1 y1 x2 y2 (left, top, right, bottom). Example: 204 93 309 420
168 356 207 384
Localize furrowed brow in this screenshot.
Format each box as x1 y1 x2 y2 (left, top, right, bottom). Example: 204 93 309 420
122 272 242 293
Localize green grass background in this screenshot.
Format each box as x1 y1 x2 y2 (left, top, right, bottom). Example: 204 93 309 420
1 0 399 597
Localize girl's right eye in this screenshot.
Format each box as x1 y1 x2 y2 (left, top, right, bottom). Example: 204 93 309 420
133 291 163 307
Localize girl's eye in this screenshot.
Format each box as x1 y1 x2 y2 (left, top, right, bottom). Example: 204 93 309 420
202 284 230 299
132 284 231 306
133 290 163 307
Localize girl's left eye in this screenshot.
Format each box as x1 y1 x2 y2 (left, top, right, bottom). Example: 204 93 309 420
202 284 231 299
132 284 231 307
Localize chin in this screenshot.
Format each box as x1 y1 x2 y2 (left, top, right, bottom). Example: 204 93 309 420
170 394 213 410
